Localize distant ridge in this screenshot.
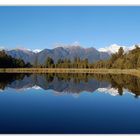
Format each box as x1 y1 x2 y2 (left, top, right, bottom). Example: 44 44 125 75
5 45 110 64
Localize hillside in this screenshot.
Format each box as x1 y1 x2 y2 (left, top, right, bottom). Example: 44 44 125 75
5 46 110 65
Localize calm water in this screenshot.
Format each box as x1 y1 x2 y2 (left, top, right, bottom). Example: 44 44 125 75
0 73 140 134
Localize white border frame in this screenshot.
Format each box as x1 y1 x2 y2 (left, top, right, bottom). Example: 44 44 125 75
0 0 140 5
0 1 140 139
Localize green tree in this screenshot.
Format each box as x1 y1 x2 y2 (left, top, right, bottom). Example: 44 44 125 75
118 47 124 57
34 55 38 68
45 57 54 68
137 56 140 68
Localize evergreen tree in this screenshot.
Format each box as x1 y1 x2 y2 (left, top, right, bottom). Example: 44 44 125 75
118 47 124 57
45 57 54 68
34 55 38 68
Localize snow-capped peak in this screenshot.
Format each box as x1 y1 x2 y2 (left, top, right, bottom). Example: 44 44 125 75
10 48 42 53
33 49 42 53
97 87 120 96
98 44 136 54
13 48 32 52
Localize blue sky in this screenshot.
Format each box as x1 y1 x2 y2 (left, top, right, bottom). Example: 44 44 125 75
0 6 140 50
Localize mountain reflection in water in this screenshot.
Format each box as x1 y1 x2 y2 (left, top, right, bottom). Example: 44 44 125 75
0 73 140 98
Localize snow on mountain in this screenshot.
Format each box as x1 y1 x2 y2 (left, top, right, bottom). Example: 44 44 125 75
5 48 35 64
33 49 42 53
32 85 41 90
37 45 110 64
1 43 139 64
97 87 136 97
13 48 42 53
98 44 136 54
97 87 120 96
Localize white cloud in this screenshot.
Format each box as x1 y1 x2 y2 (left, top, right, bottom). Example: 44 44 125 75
98 44 136 54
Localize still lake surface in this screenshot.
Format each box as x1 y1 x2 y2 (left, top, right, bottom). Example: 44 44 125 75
0 73 140 134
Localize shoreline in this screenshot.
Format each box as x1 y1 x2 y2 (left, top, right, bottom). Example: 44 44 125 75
0 68 140 77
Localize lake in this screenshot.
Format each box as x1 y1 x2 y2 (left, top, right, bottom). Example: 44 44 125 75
0 73 140 134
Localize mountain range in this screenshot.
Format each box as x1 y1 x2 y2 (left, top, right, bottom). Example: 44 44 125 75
5 45 110 65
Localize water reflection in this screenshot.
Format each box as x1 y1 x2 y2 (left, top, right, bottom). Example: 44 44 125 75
0 73 140 97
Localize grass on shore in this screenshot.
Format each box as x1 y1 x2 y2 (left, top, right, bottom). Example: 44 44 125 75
0 68 140 77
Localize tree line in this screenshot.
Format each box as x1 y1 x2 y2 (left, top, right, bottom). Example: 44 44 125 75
0 50 32 68
36 57 89 68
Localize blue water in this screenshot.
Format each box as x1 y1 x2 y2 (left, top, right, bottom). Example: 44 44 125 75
0 87 140 134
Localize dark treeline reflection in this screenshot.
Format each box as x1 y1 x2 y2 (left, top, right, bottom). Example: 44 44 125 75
0 73 30 90
0 73 140 97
